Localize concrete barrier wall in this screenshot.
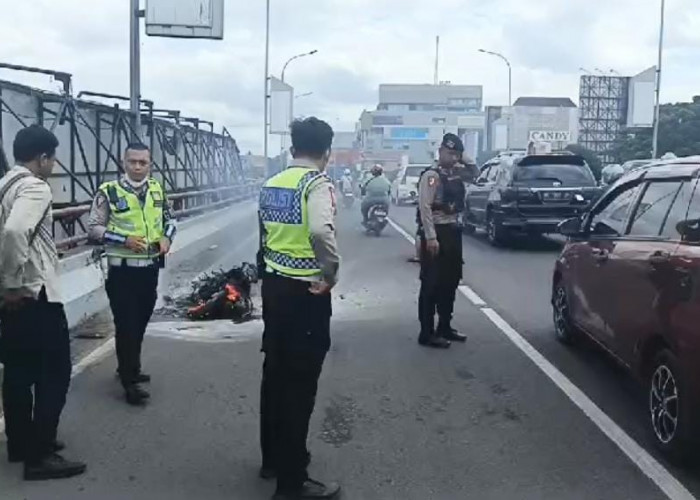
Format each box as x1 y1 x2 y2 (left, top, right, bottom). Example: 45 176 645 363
59 200 258 328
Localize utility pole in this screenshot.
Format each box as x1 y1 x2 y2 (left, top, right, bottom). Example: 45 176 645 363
263 0 271 173
478 49 513 149
434 36 440 85
652 0 666 159
129 0 143 140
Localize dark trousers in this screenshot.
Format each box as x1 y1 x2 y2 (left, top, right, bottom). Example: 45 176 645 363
106 266 159 388
260 273 330 494
0 294 71 463
419 224 463 338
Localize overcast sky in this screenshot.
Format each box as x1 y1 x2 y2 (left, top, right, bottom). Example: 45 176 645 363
1 0 698 154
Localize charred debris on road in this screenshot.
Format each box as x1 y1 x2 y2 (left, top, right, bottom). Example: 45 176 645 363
161 263 259 323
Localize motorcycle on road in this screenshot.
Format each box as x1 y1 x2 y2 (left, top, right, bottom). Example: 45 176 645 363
363 203 389 236
342 190 355 208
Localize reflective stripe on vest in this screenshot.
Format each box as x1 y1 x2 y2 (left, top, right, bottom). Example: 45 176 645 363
259 167 325 277
100 179 165 260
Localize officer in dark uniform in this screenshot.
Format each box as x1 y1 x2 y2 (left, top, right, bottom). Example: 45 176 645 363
416 134 467 348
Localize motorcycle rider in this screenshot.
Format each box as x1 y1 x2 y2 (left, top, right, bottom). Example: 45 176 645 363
339 169 354 195
360 164 391 225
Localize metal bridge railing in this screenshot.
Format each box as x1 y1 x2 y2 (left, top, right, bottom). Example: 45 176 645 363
53 181 262 250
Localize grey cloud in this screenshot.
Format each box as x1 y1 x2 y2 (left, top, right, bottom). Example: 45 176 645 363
292 66 376 106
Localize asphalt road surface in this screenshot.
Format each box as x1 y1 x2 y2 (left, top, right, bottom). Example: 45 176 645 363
1 201 697 499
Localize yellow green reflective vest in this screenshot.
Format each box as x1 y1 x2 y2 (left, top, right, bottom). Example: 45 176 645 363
99 178 165 260
259 166 326 277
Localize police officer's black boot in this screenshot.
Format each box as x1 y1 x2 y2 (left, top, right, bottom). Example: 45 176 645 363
125 384 150 406
418 330 451 349
438 320 467 342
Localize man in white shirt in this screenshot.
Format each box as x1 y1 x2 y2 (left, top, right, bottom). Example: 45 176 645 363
0 125 86 481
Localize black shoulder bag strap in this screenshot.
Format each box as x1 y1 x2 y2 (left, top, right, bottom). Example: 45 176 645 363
28 204 51 247
0 172 32 203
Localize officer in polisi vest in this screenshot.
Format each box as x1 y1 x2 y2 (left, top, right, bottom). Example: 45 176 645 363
88 143 176 406
257 117 341 500
416 133 468 349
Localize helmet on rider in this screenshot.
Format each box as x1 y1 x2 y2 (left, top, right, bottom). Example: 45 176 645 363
343 168 351 175
371 164 383 177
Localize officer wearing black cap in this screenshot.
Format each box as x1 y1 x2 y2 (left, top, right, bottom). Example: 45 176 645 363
416 133 468 348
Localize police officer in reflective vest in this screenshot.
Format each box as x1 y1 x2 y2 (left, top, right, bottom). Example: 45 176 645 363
257 117 341 500
88 143 176 406
416 134 467 349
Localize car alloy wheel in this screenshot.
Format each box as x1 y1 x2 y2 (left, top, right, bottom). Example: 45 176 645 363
552 284 575 344
650 363 679 445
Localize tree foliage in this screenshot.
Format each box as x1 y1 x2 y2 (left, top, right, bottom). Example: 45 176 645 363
565 144 603 180
610 100 700 162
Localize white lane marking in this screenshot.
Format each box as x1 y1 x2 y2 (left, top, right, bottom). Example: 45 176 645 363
388 217 694 500
458 285 487 307
388 218 487 307
480 308 694 500
388 217 416 244
72 338 115 377
0 338 117 441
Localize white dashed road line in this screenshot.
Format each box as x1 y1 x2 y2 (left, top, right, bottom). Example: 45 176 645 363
387 217 695 500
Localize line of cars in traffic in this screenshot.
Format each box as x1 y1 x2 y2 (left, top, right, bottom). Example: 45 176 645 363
391 150 700 462
469 150 700 463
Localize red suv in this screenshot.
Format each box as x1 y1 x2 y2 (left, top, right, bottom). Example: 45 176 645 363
553 157 700 461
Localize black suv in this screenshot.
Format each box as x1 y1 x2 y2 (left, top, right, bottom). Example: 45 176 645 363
464 154 603 245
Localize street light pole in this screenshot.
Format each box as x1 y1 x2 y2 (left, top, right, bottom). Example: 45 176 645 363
652 0 666 159
263 0 270 173
279 50 318 158
479 49 513 149
281 49 318 83
479 49 512 106
129 0 143 140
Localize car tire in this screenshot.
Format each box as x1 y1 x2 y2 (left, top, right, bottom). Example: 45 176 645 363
552 281 578 345
648 350 696 464
486 211 508 247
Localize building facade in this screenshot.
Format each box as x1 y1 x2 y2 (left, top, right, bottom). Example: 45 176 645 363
357 84 485 168
486 97 579 153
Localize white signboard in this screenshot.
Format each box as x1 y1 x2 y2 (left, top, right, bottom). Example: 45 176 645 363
630 81 655 128
146 0 224 40
528 130 572 143
269 77 294 135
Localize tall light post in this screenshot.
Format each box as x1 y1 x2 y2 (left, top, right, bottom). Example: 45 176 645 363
479 49 513 149
281 49 318 83
652 0 666 159
130 0 143 140
279 50 318 157
263 0 271 172
479 49 512 106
